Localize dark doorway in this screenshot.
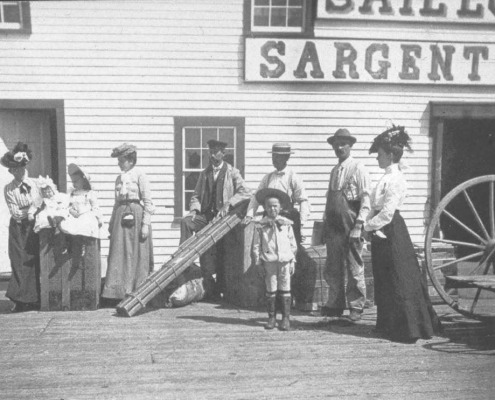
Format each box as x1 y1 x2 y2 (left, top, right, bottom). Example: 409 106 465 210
440 119 495 256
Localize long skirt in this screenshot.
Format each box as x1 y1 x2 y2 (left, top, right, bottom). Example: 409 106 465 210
102 203 153 299
371 211 441 342
6 218 40 304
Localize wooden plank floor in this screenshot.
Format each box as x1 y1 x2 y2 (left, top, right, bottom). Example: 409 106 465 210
1 286 494 399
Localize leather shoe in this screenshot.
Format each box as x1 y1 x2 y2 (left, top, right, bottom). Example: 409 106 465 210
346 309 363 322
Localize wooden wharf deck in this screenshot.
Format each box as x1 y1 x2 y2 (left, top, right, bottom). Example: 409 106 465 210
1 284 494 400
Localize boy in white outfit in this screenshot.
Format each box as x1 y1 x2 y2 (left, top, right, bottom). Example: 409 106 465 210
252 188 297 331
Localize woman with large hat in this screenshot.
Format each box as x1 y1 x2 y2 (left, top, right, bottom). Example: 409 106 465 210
1 142 41 312
363 126 442 343
101 143 155 303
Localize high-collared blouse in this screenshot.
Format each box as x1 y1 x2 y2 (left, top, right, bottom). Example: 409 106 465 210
246 166 310 225
4 177 40 222
114 167 155 225
328 156 371 223
252 216 297 265
364 163 407 232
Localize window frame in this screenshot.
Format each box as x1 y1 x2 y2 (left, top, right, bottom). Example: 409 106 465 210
174 117 245 219
244 0 314 38
0 1 31 34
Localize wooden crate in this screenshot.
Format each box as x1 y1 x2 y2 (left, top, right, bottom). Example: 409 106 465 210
39 230 101 311
293 245 375 311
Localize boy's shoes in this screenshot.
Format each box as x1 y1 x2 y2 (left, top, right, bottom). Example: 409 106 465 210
279 296 292 331
280 316 290 331
346 309 363 322
265 316 276 330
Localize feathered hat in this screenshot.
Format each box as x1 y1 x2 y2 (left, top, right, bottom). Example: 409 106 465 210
369 125 412 154
111 143 137 158
0 142 33 168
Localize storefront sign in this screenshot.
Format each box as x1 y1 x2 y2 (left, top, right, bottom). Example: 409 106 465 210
317 0 495 24
245 38 495 85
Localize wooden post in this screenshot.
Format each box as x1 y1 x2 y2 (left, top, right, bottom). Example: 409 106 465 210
39 230 100 311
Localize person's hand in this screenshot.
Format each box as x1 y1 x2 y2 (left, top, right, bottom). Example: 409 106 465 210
349 222 363 242
242 215 253 225
375 230 387 239
218 204 230 218
140 224 149 241
69 208 79 218
28 213 34 222
289 261 295 275
186 210 198 220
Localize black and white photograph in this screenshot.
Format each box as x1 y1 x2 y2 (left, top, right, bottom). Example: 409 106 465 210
0 1 494 399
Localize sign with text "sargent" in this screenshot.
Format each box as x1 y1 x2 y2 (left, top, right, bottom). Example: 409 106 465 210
244 38 495 85
317 0 495 24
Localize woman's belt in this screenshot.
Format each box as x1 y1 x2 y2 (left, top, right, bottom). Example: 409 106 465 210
119 199 141 205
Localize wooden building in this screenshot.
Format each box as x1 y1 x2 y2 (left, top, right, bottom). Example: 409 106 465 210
1 0 494 274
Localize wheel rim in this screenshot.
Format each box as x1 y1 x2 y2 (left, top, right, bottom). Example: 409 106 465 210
425 175 495 320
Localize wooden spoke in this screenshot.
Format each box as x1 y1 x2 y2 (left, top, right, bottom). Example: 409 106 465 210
433 251 484 271
432 237 484 250
490 181 495 238
469 259 494 313
425 175 495 320
462 190 490 240
443 210 487 245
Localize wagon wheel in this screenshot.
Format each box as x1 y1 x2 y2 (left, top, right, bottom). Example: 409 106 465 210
425 175 495 320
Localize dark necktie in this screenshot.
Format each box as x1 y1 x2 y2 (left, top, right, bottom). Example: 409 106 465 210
19 182 31 194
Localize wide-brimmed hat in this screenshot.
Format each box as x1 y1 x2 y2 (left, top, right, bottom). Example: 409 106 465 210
268 142 294 155
327 128 357 146
68 163 92 189
111 143 137 158
207 139 228 149
255 188 291 210
0 142 32 169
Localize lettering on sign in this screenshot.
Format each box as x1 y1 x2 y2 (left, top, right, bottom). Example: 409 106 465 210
317 0 495 24
245 38 494 85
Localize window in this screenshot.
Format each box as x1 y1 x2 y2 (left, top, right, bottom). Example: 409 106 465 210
247 0 313 35
0 1 31 34
174 117 245 218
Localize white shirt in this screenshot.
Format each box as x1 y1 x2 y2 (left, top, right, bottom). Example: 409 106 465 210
328 156 371 223
212 162 224 181
246 166 310 225
364 163 407 232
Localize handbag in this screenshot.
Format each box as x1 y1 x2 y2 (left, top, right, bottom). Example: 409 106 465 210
121 195 135 228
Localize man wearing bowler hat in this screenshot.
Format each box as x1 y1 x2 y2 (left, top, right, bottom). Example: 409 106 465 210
180 139 251 296
243 142 310 245
322 129 371 322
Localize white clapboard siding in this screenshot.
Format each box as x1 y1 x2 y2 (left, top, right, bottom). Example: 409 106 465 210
1 0 494 271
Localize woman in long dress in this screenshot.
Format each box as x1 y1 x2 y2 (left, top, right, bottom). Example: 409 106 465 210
1 142 40 312
102 143 155 302
363 126 441 343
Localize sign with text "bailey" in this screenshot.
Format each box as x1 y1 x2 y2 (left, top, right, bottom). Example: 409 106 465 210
318 0 495 24
244 38 495 85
